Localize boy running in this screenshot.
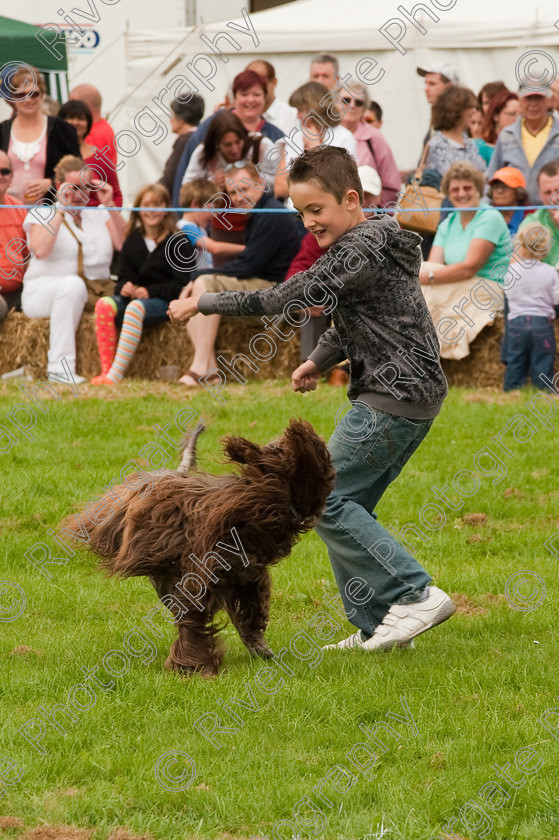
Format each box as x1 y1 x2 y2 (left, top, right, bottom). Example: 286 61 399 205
168 146 455 651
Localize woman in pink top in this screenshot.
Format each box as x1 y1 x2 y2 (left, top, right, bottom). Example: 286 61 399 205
0 66 79 204
338 77 401 208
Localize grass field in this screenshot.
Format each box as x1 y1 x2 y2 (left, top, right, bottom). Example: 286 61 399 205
1 379 559 840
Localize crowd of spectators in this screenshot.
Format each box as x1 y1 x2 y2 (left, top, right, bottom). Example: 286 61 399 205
1 54 559 392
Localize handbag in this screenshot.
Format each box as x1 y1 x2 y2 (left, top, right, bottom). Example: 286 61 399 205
395 141 444 236
62 217 115 312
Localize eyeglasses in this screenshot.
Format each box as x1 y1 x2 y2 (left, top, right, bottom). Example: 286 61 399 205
0 168 12 176
12 90 41 100
342 97 365 108
223 160 248 172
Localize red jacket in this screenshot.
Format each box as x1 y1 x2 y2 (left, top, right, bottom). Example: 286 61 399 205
285 232 327 280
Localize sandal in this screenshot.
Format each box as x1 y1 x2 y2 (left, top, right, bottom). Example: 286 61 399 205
178 369 221 387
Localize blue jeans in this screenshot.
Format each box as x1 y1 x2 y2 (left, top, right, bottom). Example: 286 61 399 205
503 315 556 391
315 403 433 636
112 294 169 327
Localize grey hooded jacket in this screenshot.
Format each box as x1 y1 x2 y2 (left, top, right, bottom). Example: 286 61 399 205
198 215 448 419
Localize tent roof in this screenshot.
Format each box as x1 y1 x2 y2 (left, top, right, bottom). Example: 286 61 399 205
0 14 67 71
189 0 559 52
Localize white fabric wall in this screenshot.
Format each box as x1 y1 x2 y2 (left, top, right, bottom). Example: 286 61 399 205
117 0 559 204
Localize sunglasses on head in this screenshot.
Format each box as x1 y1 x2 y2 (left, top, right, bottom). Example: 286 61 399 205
0 167 12 176
13 90 41 100
223 159 247 172
342 97 365 108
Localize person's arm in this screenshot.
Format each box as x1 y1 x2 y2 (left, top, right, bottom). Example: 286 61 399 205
307 326 346 372
419 238 496 284
427 245 445 263
168 228 377 322
115 233 140 295
202 238 245 256
95 182 126 250
258 136 280 189
182 145 206 185
27 207 65 258
367 132 402 206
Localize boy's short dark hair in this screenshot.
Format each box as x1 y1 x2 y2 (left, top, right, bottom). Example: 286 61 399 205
288 147 363 204
171 94 205 126
180 178 218 208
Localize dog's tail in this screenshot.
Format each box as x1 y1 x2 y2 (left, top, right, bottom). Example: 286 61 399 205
177 421 205 474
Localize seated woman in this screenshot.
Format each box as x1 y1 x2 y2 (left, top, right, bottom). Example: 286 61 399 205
419 160 511 360
182 109 277 190
169 162 303 387
488 166 528 234
92 183 196 385
58 99 123 207
22 155 125 382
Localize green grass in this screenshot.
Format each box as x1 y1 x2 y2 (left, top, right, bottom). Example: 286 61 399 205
1 380 559 840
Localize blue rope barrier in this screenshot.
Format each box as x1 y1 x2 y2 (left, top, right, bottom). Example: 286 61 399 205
0 204 557 213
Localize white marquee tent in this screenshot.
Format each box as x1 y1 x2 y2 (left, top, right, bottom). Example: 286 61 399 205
116 0 559 203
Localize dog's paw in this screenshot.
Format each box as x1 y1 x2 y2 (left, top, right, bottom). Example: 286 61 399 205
246 643 274 660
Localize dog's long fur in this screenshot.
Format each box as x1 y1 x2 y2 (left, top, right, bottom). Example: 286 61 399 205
62 418 335 675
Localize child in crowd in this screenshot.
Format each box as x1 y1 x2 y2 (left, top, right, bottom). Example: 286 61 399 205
178 179 245 272
168 146 455 653
91 183 196 385
504 222 559 391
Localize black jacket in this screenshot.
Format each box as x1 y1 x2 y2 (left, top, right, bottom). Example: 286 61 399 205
216 194 303 283
115 229 196 302
0 115 80 185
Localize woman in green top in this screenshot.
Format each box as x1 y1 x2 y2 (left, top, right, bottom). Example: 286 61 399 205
474 90 520 165
419 160 511 360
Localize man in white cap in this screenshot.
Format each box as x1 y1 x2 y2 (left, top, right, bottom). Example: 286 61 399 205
416 62 459 152
486 83 559 205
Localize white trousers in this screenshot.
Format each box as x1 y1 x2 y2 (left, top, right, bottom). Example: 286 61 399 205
22 275 88 374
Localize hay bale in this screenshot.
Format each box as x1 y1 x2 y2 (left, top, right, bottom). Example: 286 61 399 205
0 311 301 381
1 310 556 387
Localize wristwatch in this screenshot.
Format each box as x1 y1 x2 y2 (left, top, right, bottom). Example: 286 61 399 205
428 269 435 285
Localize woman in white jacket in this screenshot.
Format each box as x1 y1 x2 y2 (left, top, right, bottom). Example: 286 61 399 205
22 155 125 382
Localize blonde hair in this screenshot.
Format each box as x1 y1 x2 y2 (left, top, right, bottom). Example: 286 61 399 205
53 155 86 184
515 222 553 260
11 65 47 96
180 178 219 208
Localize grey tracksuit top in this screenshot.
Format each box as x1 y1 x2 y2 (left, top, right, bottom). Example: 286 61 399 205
198 215 448 419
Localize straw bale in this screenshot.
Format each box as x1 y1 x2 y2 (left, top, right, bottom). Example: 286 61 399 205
1 312 556 387
0 312 301 380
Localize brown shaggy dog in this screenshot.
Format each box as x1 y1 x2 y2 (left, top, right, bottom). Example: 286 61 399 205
62 418 335 676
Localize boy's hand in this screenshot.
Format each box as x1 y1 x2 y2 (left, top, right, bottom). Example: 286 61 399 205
168 296 200 323
292 360 320 392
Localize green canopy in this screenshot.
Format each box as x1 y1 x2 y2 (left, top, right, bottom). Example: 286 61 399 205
0 14 69 101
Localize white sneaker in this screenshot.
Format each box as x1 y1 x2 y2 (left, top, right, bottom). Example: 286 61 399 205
363 586 455 651
323 631 366 651
323 632 415 651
